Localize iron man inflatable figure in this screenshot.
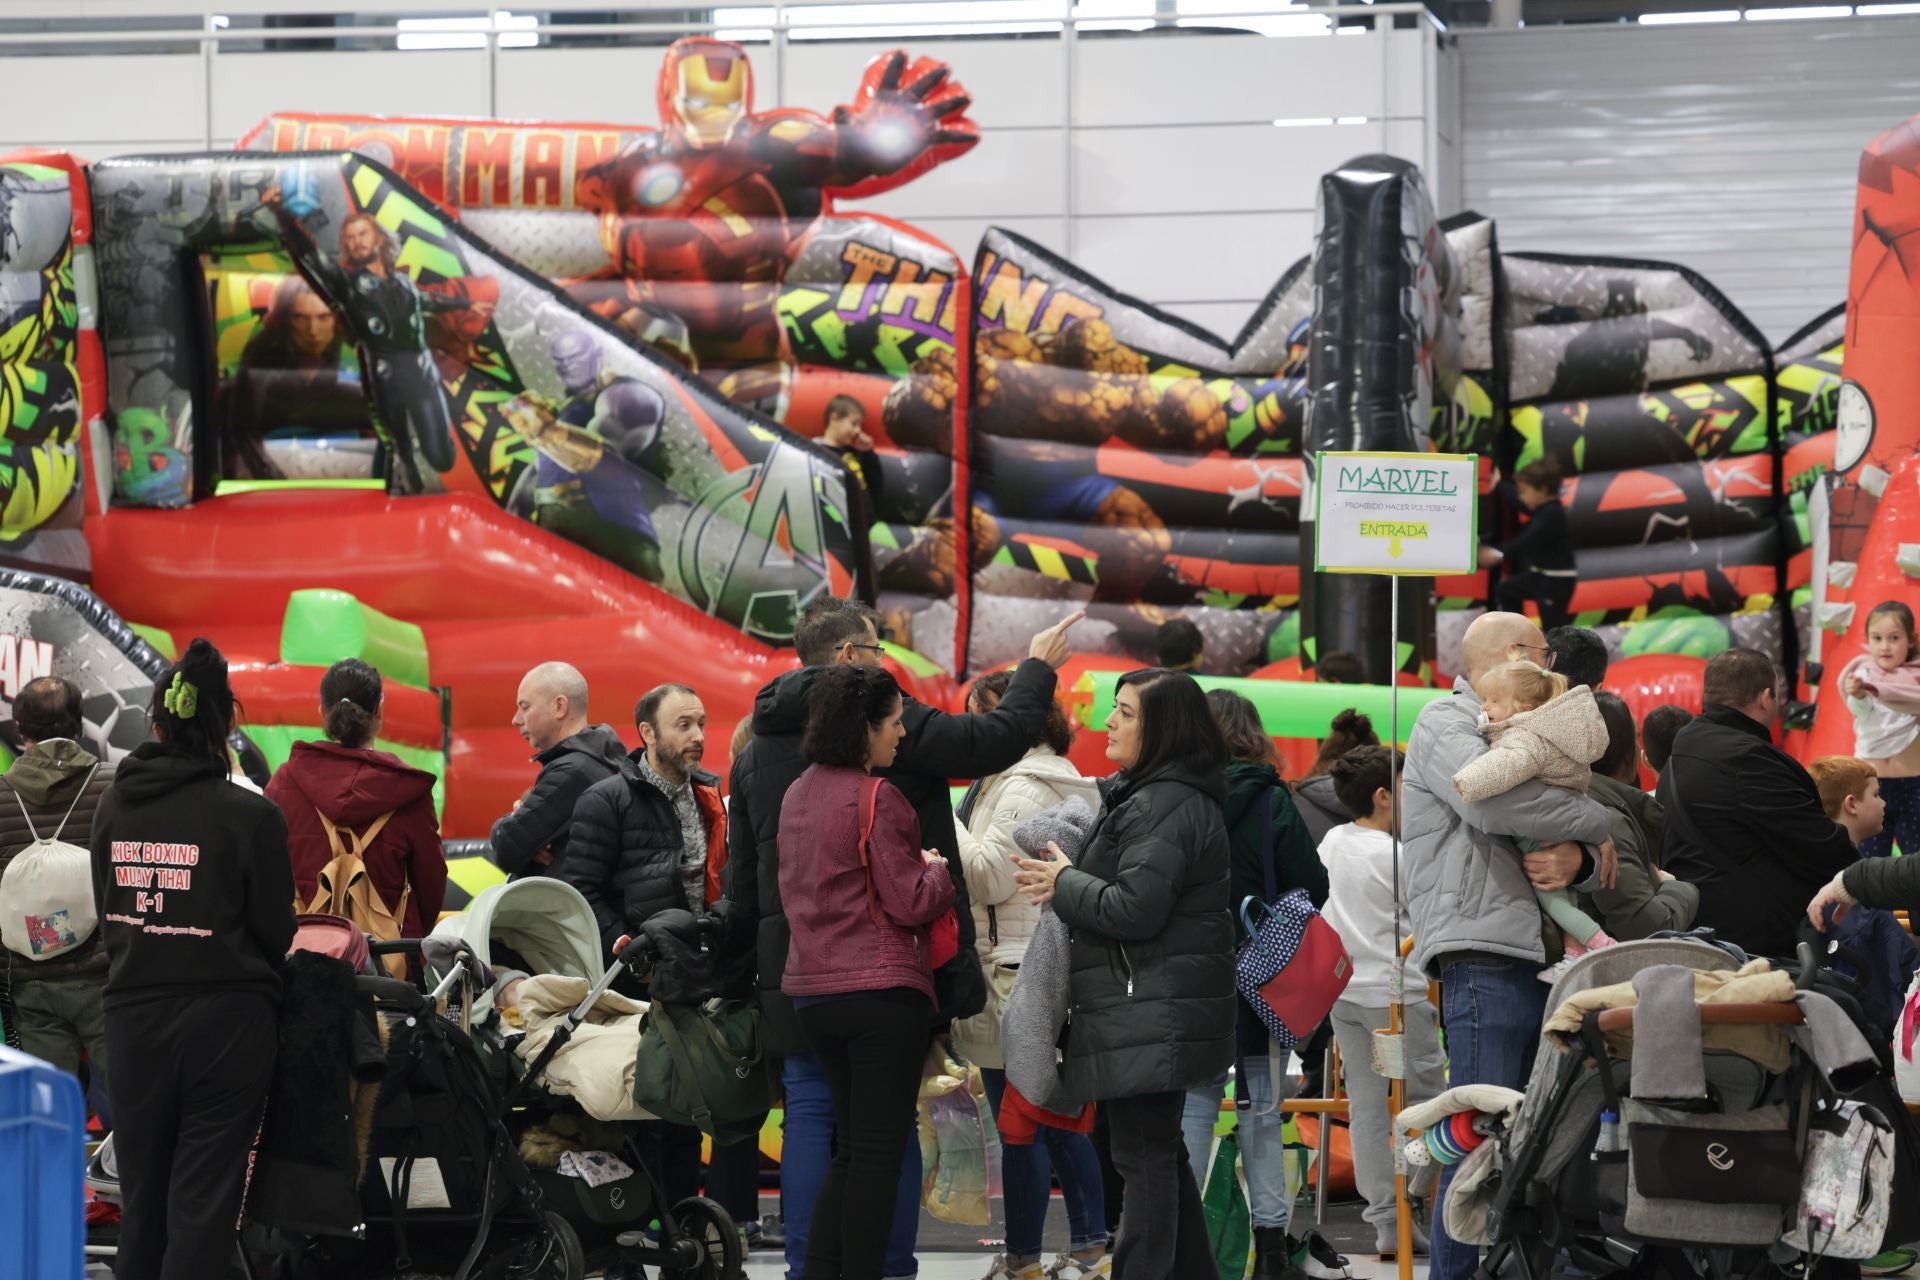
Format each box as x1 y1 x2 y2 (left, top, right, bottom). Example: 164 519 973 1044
573 37 977 387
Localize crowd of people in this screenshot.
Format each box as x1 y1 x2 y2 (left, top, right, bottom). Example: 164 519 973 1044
8 589 1920 1280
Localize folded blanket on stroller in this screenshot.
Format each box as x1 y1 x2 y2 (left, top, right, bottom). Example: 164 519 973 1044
1542 959 1795 1070
513 974 660 1122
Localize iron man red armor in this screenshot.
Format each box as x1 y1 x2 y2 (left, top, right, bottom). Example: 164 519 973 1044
572 37 977 377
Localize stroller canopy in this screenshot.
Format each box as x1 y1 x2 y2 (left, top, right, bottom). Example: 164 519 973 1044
432 878 604 1017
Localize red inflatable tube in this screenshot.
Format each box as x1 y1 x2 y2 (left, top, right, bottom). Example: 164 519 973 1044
230 662 445 752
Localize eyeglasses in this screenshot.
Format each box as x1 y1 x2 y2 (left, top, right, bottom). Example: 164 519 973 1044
846 642 885 655
1517 641 1556 670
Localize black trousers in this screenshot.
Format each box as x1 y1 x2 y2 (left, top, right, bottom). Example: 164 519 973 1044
705 1110 767 1224
106 990 277 1280
634 1117 705 1212
796 992 930 1280
1106 1090 1216 1280
1495 571 1575 631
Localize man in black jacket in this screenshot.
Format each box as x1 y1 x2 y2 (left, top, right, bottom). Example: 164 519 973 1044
1659 647 1857 957
559 682 722 1212
490 662 627 878
727 596 1081 1278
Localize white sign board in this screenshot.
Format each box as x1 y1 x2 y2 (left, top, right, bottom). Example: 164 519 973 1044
1312 451 1478 576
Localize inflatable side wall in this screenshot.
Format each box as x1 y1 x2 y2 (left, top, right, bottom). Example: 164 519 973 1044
0 151 101 575
963 228 1312 677
90 150 865 646
1807 113 1920 759
1495 252 1783 670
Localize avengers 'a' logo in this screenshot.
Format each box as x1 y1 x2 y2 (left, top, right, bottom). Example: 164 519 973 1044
678 441 852 641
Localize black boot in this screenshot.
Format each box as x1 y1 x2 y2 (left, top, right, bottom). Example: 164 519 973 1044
1254 1227 1307 1280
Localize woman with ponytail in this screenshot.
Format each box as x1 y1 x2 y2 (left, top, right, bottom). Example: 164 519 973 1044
89 638 298 1280
267 658 446 938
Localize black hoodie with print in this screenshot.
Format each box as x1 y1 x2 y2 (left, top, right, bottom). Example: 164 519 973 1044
89 742 297 1008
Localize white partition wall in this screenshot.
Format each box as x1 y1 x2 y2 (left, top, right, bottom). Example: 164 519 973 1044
0 3 1452 343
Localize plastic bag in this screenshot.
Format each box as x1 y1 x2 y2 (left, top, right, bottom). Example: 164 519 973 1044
918 1045 1003 1225
1203 1129 1252 1280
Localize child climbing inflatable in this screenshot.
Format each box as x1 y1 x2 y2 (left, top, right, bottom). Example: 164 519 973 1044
1840 600 1920 857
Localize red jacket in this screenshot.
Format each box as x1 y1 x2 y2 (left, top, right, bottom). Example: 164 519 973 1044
267 739 448 937
778 764 954 1003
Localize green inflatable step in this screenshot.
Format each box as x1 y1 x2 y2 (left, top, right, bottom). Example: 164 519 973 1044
245 723 445 818
1080 671 1446 745
281 589 430 689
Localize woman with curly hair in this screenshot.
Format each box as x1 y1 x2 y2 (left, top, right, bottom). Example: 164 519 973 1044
778 664 956 1280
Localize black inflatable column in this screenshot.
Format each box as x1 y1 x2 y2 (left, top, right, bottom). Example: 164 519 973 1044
1300 155 1447 683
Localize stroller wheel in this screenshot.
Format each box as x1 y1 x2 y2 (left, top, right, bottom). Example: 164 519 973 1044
485 1210 584 1280
665 1196 744 1280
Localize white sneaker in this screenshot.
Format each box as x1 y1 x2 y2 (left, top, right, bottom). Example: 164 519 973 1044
1048 1254 1113 1279
980 1256 1046 1280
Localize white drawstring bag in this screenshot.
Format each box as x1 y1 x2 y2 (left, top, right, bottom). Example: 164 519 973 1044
0 767 100 961
1894 970 1920 1105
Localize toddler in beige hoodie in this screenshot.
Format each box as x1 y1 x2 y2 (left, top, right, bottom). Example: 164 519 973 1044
1453 660 1614 980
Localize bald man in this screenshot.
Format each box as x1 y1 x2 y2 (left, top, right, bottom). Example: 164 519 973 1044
1403 612 1616 1280
490 662 627 878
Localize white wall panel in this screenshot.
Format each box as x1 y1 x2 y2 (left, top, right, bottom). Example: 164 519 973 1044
1073 211 1314 308
210 50 491 140
782 37 1065 128
1075 31 1388 126
848 127 1065 219
1457 14 1920 342
493 48 675 125
0 54 204 145
1074 122 1389 217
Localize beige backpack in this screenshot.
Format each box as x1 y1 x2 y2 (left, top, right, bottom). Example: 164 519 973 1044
296 811 410 979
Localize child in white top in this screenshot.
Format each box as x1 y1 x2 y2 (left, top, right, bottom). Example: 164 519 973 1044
1320 744 1444 1258
1841 600 1920 859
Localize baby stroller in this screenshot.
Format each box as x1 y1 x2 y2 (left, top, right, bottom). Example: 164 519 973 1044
1432 939 1899 1280
247 881 743 1280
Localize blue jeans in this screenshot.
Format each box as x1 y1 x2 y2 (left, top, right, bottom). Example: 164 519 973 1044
783 1051 921 1279
1430 959 1548 1280
1180 1057 1294 1231
981 1068 1108 1259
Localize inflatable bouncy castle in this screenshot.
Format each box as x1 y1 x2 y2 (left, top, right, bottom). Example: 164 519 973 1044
0 46 1896 835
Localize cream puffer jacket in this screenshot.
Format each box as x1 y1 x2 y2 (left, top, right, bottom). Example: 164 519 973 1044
951 748 1102 1068
1452 684 1609 803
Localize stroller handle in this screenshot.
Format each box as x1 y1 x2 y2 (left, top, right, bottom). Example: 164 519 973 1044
1594 1002 1805 1032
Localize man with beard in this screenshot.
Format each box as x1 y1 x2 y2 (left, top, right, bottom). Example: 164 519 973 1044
559 683 724 1210
219 276 371 478
261 185 470 492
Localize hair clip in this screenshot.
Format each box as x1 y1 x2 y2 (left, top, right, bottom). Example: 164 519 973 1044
163 672 199 719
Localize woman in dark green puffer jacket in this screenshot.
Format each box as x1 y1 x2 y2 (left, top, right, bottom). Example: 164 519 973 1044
1014 668 1235 1280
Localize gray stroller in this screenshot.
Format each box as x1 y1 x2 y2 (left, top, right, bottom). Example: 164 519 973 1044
1439 939 1900 1280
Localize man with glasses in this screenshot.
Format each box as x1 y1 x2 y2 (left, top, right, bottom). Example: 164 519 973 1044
724 596 1082 1276
1402 611 1616 1280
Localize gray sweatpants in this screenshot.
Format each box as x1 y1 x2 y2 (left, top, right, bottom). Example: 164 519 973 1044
1330 998 1447 1240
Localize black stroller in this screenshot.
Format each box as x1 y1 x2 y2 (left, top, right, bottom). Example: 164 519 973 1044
245 884 747 1280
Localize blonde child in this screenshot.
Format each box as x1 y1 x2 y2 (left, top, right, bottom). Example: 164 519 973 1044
1452 660 1614 981
1840 601 1920 859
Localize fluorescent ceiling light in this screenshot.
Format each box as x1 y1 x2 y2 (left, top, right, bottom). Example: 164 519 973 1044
1273 117 1334 126
1743 4 1854 16
1855 1 1920 11
1637 8 1741 22
1177 0 1333 35
1335 116 1370 124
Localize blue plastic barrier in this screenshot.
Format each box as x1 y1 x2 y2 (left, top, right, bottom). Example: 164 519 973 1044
0 1044 85 1280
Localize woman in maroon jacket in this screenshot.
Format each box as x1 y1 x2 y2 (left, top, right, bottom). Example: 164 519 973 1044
267 659 447 936
779 664 955 1280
